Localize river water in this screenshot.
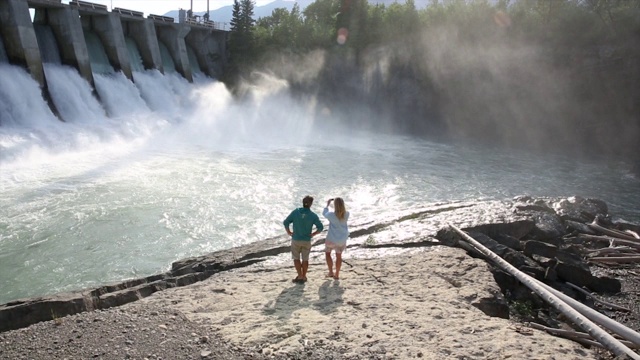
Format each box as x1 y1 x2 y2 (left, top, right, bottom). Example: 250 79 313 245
1 64 639 305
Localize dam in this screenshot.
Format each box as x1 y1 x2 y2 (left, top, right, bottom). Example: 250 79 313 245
0 0 228 120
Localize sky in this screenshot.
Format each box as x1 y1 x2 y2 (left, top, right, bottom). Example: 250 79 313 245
61 0 274 16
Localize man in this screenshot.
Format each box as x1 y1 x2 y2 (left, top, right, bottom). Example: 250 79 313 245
283 195 324 283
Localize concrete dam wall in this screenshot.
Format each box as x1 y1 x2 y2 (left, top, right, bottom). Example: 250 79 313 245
0 0 228 119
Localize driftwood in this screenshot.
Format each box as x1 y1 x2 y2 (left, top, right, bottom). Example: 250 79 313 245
565 282 631 312
449 225 640 360
626 230 640 239
590 256 640 264
528 323 639 350
576 234 640 250
533 277 640 348
589 220 640 242
587 247 638 256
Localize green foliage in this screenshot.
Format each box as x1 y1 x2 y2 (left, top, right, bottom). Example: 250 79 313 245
227 0 258 80
303 0 343 48
509 299 536 320
255 5 305 52
241 0 639 66
50 309 62 326
364 235 377 246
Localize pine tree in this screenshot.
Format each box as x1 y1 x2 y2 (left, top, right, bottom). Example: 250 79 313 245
227 0 256 72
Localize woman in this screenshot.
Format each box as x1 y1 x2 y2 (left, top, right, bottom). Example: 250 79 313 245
323 197 349 280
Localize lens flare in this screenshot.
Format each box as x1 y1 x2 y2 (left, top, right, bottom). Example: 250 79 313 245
337 28 349 45
494 11 511 28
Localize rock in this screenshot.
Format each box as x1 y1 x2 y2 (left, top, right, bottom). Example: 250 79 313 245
492 233 523 251
529 213 566 244
523 241 558 259
554 260 594 288
565 220 597 235
471 296 509 319
463 220 535 240
551 196 608 223
588 276 622 294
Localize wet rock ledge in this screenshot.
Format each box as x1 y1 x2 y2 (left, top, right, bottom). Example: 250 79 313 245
1 195 639 337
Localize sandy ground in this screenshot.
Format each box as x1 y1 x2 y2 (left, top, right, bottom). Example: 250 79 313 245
137 246 597 359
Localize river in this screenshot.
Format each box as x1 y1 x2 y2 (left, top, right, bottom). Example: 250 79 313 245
1 63 639 305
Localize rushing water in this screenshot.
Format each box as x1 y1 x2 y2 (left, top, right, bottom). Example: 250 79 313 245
1 63 639 305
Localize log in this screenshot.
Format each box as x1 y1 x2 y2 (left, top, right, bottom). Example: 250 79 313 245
590 256 640 264
577 235 640 250
449 224 640 359
565 282 631 312
589 220 640 241
587 247 638 255
533 278 640 347
625 230 640 239
450 225 640 347
528 323 639 349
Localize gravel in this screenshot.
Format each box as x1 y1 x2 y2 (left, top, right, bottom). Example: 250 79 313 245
0 303 371 360
0 304 254 360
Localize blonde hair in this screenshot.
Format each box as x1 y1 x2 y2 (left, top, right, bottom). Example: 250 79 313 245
334 197 346 221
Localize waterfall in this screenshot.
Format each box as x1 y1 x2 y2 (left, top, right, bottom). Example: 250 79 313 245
158 41 176 73
187 45 202 75
33 24 107 122
84 31 114 74
0 36 7 63
132 69 191 117
0 63 58 127
125 37 144 72
43 63 107 123
93 72 150 118
34 24 62 64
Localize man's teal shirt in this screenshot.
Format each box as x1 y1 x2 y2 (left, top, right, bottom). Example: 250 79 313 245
283 207 324 241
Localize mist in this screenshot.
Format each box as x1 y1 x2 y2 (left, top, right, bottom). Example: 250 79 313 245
241 3 639 167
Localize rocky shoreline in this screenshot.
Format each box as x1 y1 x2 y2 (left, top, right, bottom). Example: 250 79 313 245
1 196 639 359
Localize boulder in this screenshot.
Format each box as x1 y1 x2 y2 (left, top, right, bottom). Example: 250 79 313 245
588 276 622 294
523 241 558 259
465 219 535 240
551 196 608 223
493 233 523 251
530 212 567 243
554 260 594 288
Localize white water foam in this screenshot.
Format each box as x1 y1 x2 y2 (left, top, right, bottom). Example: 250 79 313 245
0 64 58 127
93 71 151 118
43 63 107 123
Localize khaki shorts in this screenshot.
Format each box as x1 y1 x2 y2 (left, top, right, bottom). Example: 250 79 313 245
291 240 312 261
324 240 346 254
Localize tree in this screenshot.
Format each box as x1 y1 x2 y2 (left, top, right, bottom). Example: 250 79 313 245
226 0 257 81
303 0 342 48
255 5 304 51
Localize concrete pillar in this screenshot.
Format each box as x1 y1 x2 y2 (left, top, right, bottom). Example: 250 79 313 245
123 19 163 72
156 23 193 82
0 0 45 87
38 7 95 88
185 28 227 79
92 13 133 80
